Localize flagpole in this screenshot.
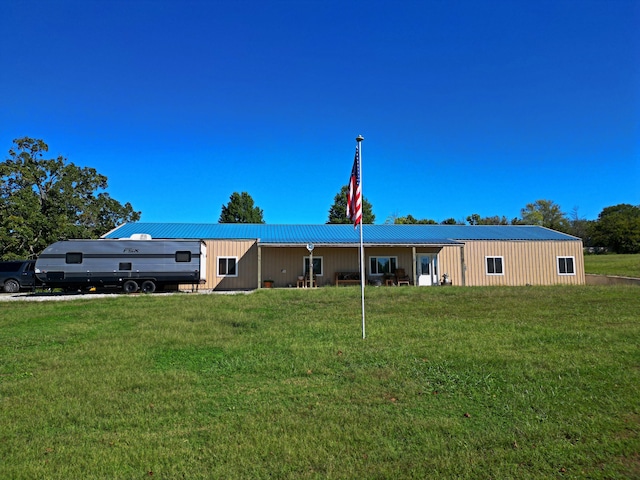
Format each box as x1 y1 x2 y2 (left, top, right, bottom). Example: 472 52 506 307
356 135 365 339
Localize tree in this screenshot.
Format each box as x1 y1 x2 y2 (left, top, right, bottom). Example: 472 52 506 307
0 137 140 260
519 199 569 232
219 192 265 223
327 185 375 224
566 206 595 245
592 204 640 253
466 213 509 225
393 214 436 224
440 217 464 225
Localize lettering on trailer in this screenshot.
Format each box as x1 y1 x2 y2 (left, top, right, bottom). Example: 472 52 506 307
123 248 139 254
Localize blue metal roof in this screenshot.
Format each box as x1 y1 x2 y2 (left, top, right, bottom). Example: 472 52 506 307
103 223 579 245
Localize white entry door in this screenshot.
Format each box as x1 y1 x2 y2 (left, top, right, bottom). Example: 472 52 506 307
417 254 438 286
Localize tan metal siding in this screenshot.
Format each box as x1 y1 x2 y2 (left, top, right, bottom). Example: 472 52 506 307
261 246 421 286
260 246 464 287
436 245 464 285
261 246 309 288
261 247 363 287
206 240 258 290
462 240 584 286
185 238 583 290
322 247 362 285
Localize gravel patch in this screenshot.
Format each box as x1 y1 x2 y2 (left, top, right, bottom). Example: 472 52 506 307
0 289 254 302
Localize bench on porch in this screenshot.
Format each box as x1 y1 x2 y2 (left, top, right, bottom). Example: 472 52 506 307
334 272 361 286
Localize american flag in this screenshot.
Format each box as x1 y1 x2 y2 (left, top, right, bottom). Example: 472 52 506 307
346 145 362 227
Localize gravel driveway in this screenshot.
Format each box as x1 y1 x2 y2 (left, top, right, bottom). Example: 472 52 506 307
0 289 252 302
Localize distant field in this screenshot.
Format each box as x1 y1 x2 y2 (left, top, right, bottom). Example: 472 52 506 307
1 286 639 479
584 253 640 278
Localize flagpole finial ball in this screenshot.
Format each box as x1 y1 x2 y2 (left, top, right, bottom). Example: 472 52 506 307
356 135 364 142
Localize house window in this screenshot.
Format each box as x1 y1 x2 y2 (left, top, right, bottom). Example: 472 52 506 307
66 252 83 264
218 257 238 277
557 256 575 275
303 256 323 276
369 256 397 275
176 251 191 262
486 256 504 275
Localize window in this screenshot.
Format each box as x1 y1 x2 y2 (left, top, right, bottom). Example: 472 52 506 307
557 256 575 275
175 251 191 262
66 252 83 264
119 262 132 271
486 256 503 275
0 262 22 272
369 256 397 275
218 257 237 277
303 256 323 276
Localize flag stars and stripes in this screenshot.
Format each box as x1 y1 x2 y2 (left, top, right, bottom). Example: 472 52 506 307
347 145 362 228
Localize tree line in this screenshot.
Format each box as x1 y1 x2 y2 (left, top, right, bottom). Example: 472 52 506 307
2 137 638 260
224 186 640 256
384 200 640 254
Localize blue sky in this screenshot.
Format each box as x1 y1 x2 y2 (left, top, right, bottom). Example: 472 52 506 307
1 0 638 225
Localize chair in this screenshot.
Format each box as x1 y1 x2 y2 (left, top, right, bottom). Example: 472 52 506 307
299 273 317 288
395 268 410 286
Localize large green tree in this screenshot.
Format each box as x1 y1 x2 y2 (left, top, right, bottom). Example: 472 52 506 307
392 214 436 225
519 199 569 232
466 213 510 225
219 191 265 223
592 204 640 253
0 137 140 260
327 185 375 224
440 217 465 225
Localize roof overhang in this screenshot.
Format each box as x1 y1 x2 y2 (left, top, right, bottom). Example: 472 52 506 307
257 242 464 248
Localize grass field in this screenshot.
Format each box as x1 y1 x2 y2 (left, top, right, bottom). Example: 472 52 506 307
583 253 640 278
1 286 639 479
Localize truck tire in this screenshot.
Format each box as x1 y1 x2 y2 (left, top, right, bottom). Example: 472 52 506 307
141 280 156 294
123 280 139 294
3 279 20 293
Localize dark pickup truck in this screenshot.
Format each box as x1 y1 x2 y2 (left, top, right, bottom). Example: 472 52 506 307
0 260 37 293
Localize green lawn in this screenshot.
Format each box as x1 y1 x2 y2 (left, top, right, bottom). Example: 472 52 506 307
584 253 640 278
1 286 639 479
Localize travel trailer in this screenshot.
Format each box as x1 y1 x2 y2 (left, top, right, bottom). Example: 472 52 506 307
35 238 207 293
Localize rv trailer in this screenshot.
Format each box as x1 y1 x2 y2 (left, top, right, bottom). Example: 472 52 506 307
35 239 207 293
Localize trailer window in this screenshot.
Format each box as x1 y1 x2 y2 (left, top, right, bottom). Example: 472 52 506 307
119 262 132 271
175 251 191 262
66 253 83 264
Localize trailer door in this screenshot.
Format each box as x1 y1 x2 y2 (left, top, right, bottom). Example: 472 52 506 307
199 242 207 283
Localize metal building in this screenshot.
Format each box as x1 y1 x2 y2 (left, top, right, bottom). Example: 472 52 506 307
103 223 584 290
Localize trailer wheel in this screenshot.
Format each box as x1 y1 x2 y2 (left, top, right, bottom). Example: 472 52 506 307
123 280 139 294
141 280 156 294
3 279 20 293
